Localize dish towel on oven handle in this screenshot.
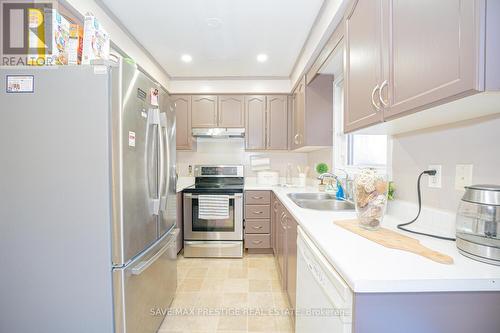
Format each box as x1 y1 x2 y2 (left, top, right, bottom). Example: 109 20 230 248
198 195 230 220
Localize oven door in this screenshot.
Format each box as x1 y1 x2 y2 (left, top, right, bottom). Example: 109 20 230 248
183 193 243 241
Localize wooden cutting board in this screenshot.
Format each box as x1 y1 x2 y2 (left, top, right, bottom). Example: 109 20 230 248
334 219 454 265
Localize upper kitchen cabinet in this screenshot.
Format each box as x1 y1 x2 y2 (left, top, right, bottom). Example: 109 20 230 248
191 95 218 128
218 95 245 128
171 95 194 150
245 95 267 150
383 0 480 119
245 95 289 151
344 0 384 132
291 78 305 150
344 0 500 133
291 75 334 151
266 95 288 150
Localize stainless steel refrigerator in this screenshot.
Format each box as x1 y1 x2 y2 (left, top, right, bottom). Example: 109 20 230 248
0 60 177 333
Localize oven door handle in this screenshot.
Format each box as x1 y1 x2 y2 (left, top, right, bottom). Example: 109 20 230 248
184 193 243 200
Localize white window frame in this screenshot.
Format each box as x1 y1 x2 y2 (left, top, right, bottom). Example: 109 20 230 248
333 74 392 177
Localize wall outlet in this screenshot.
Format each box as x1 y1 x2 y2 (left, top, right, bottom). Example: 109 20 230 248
455 164 473 190
428 165 442 188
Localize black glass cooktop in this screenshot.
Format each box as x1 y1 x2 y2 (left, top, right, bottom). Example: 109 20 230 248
182 177 244 194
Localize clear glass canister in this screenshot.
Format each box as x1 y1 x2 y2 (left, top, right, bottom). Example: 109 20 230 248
353 169 388 230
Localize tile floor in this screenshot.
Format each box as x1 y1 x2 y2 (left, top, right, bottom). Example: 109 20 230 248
159 253 294 333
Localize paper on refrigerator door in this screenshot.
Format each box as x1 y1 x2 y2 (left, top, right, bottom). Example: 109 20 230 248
150 88 159 106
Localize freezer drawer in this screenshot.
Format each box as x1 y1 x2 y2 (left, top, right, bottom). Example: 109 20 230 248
113 230 178 333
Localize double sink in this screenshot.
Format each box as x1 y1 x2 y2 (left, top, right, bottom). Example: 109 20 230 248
287 193 355 211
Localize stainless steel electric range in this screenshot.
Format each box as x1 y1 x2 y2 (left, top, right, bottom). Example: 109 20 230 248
183 165 244 258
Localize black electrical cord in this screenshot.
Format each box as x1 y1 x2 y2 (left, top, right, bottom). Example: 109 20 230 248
396 170 456 241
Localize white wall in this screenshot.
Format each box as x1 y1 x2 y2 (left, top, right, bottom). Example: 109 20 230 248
391 115 500 212
168 78 291 94
177 139 308 178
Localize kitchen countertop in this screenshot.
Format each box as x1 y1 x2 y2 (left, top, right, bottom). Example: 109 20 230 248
244 182 500 293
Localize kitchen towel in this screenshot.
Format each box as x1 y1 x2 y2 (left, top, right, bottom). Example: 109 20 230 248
198 195 230 220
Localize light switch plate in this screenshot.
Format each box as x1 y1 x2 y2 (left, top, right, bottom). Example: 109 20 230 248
428 165 442 188
455 164 473 190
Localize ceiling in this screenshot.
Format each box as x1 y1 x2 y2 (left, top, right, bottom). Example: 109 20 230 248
100 0 325 78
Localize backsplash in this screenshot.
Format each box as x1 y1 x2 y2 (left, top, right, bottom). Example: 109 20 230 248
306 148 334 179
176 138 309 177
391 114 500 212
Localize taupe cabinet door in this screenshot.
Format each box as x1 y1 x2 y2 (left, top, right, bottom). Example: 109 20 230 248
273 198 298 310
245 95 266 150
218 95 245 128
344 0 384 132
291 78 306 149
383 0 477 119
266 95 288 150
191 95 218 128
171 95 192 150
271 193 278 254
276 203 287 289
344 0 483 132
285 215 297 310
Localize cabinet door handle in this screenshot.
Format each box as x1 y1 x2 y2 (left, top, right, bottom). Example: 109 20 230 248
252 196 264 200
379 80 388 107
371 84 381 111
252 211 263 215
252 240 263 244
294 133 300 145
252 225 263 230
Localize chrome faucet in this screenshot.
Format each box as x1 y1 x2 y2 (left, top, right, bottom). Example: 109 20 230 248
317 172 337 182
317 169 352 202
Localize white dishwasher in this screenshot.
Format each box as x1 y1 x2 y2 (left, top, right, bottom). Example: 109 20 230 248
296 227 353 333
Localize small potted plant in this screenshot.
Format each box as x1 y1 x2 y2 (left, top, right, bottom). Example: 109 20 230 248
316 162 329 192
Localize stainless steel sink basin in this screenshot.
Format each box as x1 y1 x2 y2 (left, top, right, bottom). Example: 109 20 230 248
287 193 355 211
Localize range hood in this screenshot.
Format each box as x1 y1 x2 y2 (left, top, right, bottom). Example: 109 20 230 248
192 128 245 138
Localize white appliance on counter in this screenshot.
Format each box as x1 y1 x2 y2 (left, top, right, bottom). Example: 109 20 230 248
296 227 353 333
257 170 280 186
0 61 177 333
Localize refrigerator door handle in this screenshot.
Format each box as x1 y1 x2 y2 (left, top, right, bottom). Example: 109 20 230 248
160 113 170 211
157 112 165 214
130 236 175 276
148 108 161 216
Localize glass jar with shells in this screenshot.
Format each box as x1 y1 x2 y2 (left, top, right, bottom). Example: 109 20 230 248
354 169 388 230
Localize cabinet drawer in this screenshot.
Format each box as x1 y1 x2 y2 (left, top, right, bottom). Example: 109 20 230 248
245 234 271 249
245 191 271 205
245 205 270 219
245 220 270 234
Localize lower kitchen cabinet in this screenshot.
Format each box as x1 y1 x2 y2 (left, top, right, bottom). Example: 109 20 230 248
285 214 298 311
244 190 273 252
272 194 298 315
